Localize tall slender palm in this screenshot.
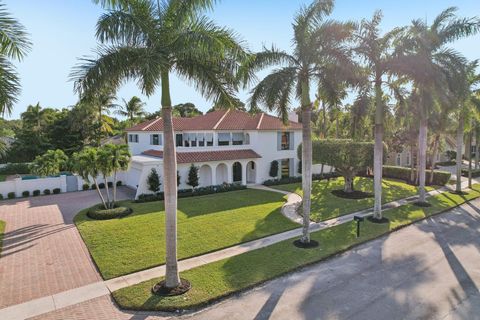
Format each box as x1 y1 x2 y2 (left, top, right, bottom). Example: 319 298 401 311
355 11 404 220
116 96 146 123
240 0 355 244
0 2 31 116
72 0 247 290
396 8 480 199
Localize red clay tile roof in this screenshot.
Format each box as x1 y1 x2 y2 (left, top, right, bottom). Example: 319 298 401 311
126 110 302 132
142 149 261 164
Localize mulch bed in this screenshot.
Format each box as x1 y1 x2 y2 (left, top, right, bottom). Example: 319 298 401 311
152 278 191 296
293 239 320 249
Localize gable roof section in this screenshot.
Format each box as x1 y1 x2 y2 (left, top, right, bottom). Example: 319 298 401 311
142 149 261 164
126 110 301 132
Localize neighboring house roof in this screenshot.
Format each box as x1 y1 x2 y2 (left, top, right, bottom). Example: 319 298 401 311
142 149 261 164
126 109 302 132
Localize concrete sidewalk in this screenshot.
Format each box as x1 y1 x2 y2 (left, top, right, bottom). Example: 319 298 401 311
1 180 474 319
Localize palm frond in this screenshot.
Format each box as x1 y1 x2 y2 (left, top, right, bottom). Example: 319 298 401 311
0 3 31 60
0 56 20 116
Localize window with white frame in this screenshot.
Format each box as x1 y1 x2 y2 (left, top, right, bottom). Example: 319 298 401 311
232 132 244 145
150 134 162 145
128 134 139 143
198 133 205 147
218 132 230 146
206 133 214 146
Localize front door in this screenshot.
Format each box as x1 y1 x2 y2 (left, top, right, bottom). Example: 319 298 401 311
281 159 290 178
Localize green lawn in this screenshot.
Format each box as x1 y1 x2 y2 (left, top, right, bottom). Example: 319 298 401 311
0 174 6 182
75 189 297 279
273 177 434 222
112 184 480 312
0 220 5 255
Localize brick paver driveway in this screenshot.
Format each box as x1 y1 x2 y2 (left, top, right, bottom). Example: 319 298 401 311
0 188 134 308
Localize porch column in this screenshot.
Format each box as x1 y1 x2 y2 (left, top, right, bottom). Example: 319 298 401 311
242 161 247 185
211 164 217 186
227 163 233 183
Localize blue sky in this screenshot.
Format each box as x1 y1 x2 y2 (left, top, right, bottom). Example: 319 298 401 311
4 0 480 119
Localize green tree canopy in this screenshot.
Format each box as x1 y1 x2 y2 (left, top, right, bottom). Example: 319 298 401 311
30 149 68 177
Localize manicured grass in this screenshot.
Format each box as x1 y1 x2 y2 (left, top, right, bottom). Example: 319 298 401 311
0 220 5 255
112 184 480 312
75 189 297 279
0 174 6 182
273 177 435 222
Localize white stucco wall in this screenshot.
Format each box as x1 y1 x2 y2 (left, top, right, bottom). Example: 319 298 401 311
0 176 66 199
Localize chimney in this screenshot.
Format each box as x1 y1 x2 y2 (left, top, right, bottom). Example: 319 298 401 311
288 111 298 123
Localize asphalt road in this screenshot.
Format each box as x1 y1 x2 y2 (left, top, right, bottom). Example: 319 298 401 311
183 198 480 320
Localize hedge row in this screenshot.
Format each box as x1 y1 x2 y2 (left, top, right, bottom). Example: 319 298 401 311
136 183 247 203
383 165 451 186
263 172 339 186
461 169 480 178
87 206 132 220
0 163 31 175
1 188 61 200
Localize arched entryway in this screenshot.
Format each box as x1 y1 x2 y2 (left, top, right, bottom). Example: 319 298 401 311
246 161 256 184
232 162 242 183
199 164 212 187
216 163 228 184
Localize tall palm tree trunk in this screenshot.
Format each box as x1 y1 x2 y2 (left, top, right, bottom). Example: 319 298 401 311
468 128 472 188
112 171 117 206
373 78 383 219
93 178 108 209
475 125 479 170
103 175 112 208
456 114 464 193
300 81 312 244
161 71 181 288
410 144 415 183
429 134 440 185
418 115 428 202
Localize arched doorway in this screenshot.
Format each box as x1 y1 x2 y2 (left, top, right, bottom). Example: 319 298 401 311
246 161 256 184
199 165 212 187
232 162 242 183
216 163 228 184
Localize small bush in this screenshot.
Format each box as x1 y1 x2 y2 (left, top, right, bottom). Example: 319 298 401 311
269 160 279 178
91 184 96 190
436 160 456 167
22 191 30 197
0 194 3 200
87 205 132 220
445 150 456 161
8 192 15 199
33 190 41 196
53 188 61 194
82 184 90 191
461 168 480 178
383 165 451 186
107 181 113 188
98 183 105 189
136 183 247 203
43 189 51 195
116 180 122 186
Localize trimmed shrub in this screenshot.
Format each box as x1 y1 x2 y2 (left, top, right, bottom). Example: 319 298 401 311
445 150 456 161
136 183 247 203
98 183 105 189
147 168 161 193
383 165 451 186
82 184 90 191
91 184 96 190
53 188 61 194
43 189 51 195
22 191 30 197
436 160 456 167
269 160 279 178
0 194 3 200
461 168 480 178
33 190 41 196
116 180 122 186
107 181 113 188
187 164 199 189
87 205 132 220
8 192 15 199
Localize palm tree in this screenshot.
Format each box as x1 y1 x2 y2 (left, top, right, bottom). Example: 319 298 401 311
116 96 146 123
102 144 131 207
72 147 108 209
355 11 404 220
0 2 31 116
72 0 247 291
240 0 355 244
30 149 68 177
396 8 480 199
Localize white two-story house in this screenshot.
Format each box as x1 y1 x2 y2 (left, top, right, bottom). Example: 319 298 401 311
125 109 302 198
